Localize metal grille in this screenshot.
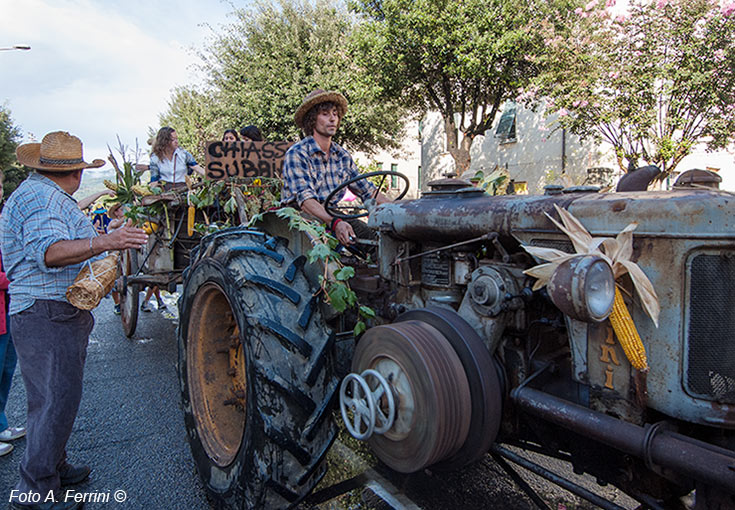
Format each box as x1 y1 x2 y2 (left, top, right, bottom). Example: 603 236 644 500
530 238 574 254
686 253 735 403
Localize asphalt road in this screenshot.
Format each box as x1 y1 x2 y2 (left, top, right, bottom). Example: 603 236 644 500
0 293 211 509
0 293 638 510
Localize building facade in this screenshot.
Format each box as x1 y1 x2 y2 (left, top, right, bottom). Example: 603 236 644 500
419 103 735 193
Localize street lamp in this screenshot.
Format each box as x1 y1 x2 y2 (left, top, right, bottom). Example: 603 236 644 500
0 45 31 51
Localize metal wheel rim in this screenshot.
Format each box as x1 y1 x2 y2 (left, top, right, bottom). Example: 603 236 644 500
119 249 139 337
361 368 396 435
186 282 247 467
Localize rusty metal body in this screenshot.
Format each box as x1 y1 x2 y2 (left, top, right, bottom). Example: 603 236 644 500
370 188 735 426
351 184 735 506
178 179 735 508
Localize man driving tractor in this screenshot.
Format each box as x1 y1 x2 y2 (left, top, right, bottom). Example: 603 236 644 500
281 89 391 246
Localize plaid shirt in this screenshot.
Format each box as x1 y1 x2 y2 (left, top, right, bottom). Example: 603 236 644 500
281 136 376 207
0 173 101 314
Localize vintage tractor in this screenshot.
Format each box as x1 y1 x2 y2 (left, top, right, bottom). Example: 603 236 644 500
177 171 735 509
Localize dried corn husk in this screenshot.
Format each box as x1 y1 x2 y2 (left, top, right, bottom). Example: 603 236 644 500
523 204 659 327
66 252 120 310
522 205 659 372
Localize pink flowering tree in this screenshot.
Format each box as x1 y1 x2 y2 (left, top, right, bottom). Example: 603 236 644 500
533 0 735 177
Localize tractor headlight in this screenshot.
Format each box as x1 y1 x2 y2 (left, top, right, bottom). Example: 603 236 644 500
547 255 614 323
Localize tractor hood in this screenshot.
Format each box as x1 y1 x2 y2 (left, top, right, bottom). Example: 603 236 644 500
369 188 735 242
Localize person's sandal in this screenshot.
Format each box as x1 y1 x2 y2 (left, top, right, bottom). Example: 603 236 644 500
140 301 152 312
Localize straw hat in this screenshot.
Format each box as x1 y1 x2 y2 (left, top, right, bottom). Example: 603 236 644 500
16 131 105 172
294 89 348 129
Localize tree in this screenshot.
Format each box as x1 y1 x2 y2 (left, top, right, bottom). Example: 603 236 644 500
350 0 577 174
0 104 28 197
533 0 735 177
159 86 222 163
161 0 408 157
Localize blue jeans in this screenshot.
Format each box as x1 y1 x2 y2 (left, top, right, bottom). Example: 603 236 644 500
0 310 16 432
11 300 93 496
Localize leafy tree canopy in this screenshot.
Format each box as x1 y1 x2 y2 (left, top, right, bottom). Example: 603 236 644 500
349 0 579 173
160 0 408 160
159 87 221 163
0 104 28 197
532 0 735 177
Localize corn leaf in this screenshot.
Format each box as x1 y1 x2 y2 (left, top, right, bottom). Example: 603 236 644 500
620 260 660 327
614 222 637 264
524 262 559 290
545 206 592 254
522 245 572 262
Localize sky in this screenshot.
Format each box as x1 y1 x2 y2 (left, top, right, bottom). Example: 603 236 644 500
0 0 235 174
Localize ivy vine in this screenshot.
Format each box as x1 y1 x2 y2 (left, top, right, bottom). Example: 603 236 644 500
274 207 376 337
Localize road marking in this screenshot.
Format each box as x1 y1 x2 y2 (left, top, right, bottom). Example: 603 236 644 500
332 440 423 510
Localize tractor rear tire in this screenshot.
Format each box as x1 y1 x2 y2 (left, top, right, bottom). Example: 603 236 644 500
178 228 338 509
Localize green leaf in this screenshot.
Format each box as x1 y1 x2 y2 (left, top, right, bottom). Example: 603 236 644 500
344 287 358 308
358 305 376 319
308 243 332 264
354 321 367 337
328 283 350 313
247 212 265 227
334 266 355 281
276 207 300 221
224 196 237 214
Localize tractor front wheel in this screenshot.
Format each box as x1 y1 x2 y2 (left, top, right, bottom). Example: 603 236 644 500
178 229 338 509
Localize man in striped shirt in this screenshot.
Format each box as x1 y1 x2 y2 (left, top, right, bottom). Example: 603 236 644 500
1 132 148 510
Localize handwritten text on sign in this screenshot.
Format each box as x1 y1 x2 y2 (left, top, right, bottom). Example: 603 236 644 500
205 141 293 179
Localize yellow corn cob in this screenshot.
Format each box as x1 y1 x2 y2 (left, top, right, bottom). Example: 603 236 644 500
131 184 153 196
142 221 159 234
187 205 195 236
103 180 118 192
609 286 648 371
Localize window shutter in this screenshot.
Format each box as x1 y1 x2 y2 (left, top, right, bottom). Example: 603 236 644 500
495 102 517 143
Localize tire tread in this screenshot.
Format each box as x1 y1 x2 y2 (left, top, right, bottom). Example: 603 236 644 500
178 228 337 510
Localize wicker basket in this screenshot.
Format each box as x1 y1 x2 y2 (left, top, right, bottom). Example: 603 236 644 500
66 251 121 310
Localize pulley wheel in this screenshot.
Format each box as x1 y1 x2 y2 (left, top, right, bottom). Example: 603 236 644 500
352 320 471 473
397 307 502 470
339 373 376 440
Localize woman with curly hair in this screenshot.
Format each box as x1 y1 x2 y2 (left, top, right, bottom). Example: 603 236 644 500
149 127 205 187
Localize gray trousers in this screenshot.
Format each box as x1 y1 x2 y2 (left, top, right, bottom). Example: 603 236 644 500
11 300 93 495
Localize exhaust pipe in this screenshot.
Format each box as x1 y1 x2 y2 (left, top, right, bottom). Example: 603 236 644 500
512 386 735 493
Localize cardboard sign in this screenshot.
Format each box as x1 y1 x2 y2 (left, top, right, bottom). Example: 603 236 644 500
205 141 293 180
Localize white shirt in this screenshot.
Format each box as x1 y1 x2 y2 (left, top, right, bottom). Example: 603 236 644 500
149 147 198 183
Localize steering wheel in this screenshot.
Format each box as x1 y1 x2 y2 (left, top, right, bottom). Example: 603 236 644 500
324 170 410 219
